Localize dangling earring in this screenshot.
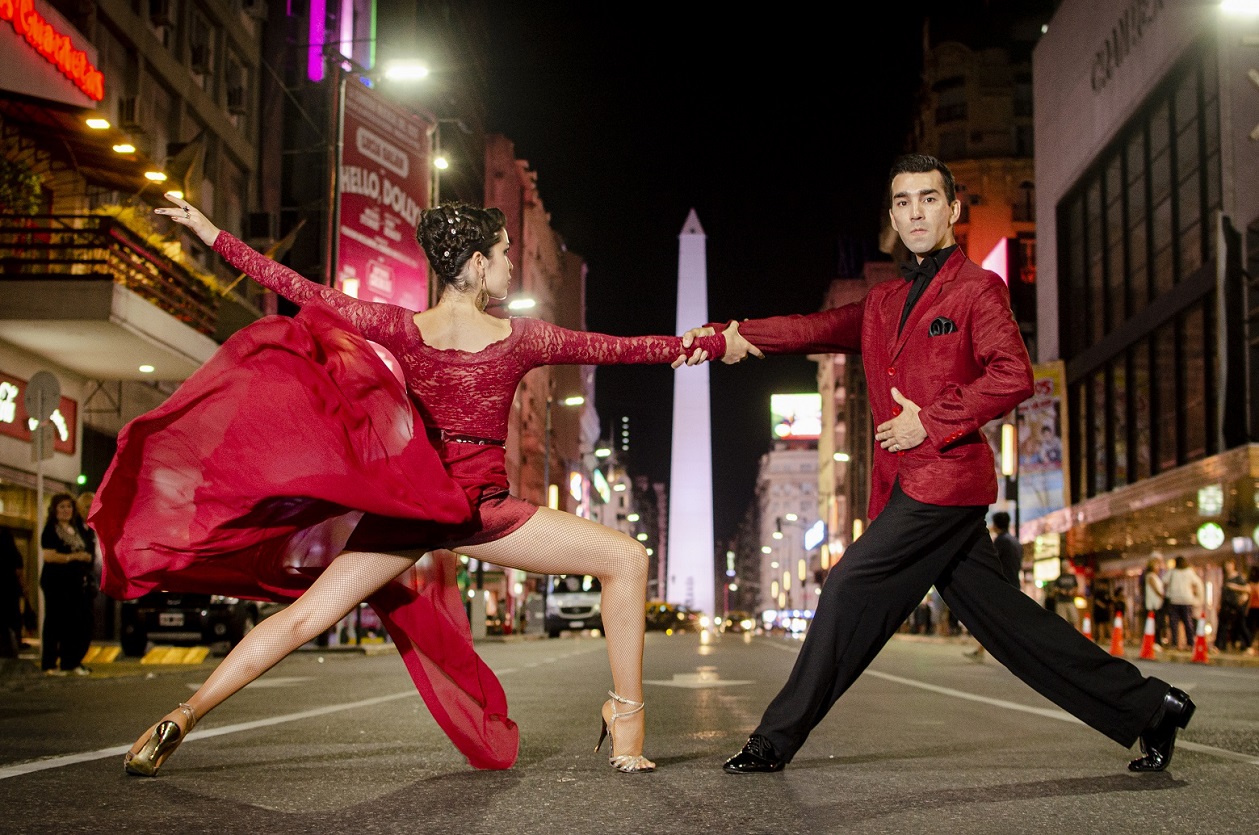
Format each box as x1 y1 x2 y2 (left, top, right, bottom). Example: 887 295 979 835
475 284 490 311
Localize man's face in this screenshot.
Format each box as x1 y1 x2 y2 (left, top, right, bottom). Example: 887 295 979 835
888 170 961 258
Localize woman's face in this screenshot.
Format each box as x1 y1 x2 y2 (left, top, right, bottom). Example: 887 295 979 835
482 230 513 300
54 500 74 522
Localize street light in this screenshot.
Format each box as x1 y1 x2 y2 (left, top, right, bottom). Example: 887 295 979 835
429 117 472 208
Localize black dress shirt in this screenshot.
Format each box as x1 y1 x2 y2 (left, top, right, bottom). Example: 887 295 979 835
898 244 957 334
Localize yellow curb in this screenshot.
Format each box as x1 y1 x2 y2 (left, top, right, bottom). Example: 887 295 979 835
82 645 121 664
140 646 211 665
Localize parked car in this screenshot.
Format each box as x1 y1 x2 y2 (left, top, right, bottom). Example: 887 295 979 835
119 592 284 657
544 574 602 638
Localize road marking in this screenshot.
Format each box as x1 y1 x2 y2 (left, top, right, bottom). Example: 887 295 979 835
0 645 598 780
645 666 751 689
0 690 418 781
767 642 1259 766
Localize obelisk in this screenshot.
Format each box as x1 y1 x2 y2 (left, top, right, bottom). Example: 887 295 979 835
666 209 715 618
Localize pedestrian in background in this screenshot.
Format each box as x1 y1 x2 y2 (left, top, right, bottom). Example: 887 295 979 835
0 527 23 657
1051 559 1080 630
1246 566 1259 656
38 493 95 675
1214 559 1250 653
1141 557 1165 649
1164 556 1203 651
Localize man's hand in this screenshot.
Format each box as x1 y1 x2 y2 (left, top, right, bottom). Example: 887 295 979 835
155 192 221 246
875 387 927 452
672 320 764 368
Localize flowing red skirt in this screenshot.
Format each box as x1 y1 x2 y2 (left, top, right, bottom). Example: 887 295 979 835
88 303 518 769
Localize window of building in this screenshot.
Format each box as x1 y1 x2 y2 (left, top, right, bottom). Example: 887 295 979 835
1056 37 1221 499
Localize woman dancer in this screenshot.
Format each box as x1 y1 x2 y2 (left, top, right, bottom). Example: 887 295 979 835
97 194 730 777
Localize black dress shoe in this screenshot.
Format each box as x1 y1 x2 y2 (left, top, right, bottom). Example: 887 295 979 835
723 734 786 774
1128 686 1196 772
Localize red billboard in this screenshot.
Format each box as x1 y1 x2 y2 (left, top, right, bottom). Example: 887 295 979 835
335 79 432 310
0 371 77 454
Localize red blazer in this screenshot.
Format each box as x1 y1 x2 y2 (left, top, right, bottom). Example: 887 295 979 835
736 249 1033 520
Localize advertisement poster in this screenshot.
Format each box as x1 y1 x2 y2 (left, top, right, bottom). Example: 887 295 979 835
336 79 431 310
770 393 822 440
1016 360 1070 524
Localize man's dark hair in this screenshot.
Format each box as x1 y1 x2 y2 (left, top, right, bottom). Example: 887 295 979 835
991 511 1011 531
887 153 957 204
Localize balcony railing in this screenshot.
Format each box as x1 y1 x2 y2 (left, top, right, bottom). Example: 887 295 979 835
0 214 219 336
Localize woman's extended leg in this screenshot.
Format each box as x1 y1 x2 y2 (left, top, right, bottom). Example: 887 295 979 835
126 550 417 772
458 507 654 770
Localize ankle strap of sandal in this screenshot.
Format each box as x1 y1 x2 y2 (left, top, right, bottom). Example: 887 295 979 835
607 690 644 718
176 702 198 732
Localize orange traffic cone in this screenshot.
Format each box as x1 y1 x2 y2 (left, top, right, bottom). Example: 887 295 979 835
1139 610 1158 659
1191 614 1210 663
1109 613 1125 656
1081 614 1093 642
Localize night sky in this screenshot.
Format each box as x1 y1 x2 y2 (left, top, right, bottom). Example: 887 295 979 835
481 4 936 544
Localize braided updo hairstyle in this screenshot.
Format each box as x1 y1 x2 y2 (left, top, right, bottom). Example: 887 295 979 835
417 201 507 309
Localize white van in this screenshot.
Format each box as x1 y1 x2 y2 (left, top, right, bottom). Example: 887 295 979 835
545 574 602 638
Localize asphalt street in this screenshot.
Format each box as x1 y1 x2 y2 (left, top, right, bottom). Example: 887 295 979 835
1 631 1257 834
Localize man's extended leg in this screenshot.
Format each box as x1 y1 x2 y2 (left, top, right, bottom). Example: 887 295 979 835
938 531 1171 747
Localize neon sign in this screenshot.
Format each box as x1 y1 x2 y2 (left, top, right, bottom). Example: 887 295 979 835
0 0 105 101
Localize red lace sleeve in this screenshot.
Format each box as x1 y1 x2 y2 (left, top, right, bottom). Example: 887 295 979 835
212 231 405 341
737 301 866 355
518 320 726 366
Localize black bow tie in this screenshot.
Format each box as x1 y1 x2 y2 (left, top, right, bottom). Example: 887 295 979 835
899 261 931 283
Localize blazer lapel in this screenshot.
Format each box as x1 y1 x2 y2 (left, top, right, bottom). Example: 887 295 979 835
890 250 964 361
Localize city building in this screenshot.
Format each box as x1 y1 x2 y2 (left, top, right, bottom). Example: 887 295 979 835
0 0 271 636
1026 0 1259 633
754 441 819 621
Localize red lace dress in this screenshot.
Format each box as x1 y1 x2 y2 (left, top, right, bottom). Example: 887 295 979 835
90 231 724 770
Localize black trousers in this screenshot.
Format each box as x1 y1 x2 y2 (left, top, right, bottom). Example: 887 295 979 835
754 482 1170 760
40 568 92 671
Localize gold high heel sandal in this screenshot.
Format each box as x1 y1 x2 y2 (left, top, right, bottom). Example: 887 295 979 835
594 690 656 773
124 702 197 777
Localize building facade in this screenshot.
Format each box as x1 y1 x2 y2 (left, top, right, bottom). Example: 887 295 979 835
1027 0 1259 632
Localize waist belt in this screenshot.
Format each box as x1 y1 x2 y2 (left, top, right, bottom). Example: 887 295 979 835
426 427 506 448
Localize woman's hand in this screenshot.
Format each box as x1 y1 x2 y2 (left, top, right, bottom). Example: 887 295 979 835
154 192 221 247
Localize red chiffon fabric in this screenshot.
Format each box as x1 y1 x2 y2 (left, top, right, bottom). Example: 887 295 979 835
89 303 519 769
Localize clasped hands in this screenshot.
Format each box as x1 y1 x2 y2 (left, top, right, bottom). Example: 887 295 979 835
670 320 763 369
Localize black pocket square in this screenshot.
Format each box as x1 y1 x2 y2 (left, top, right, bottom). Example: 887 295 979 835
929 316 957 336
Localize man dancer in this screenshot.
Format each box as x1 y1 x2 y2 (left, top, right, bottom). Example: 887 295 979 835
683 154 1194 774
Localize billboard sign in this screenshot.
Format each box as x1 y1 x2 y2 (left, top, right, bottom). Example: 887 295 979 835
770 393 822 440
336 79 432 310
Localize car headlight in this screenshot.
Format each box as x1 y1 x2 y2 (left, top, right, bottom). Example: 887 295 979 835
209 595 240 605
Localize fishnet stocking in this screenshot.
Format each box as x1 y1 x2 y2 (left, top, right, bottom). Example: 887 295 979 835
458 507 652 763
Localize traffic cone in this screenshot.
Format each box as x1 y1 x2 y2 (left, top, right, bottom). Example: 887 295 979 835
1109 612 1125 656
1139 610 1157 659
1081 614 1093 642
1191 614 1210 663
